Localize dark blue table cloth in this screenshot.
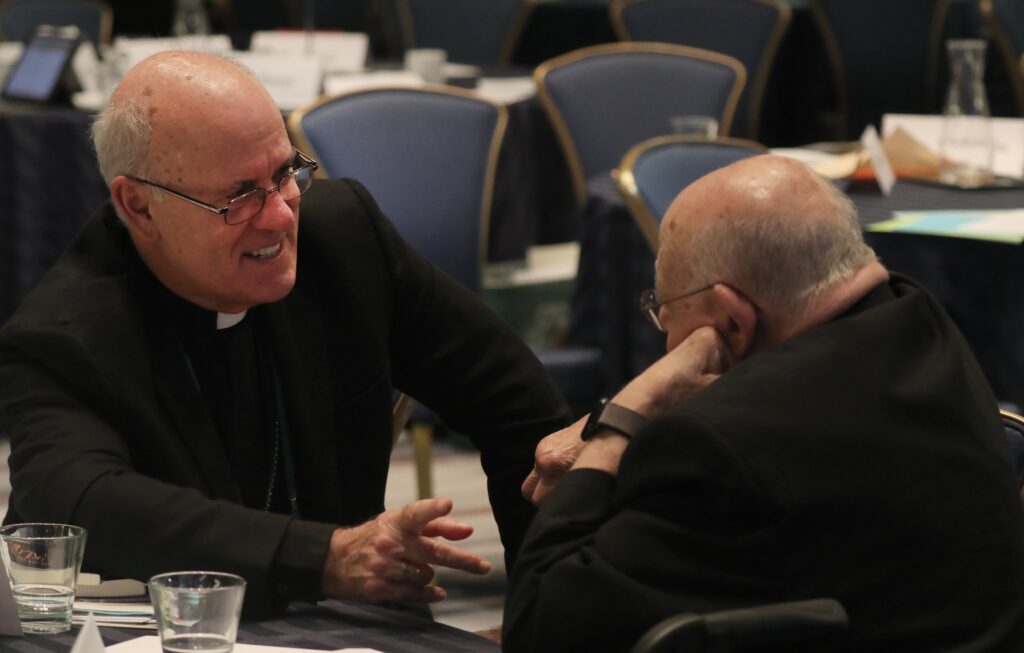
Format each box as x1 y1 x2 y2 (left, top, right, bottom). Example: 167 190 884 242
0 600 498 653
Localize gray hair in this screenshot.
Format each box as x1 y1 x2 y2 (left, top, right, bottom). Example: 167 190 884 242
91 94 153 186
684 173 878 313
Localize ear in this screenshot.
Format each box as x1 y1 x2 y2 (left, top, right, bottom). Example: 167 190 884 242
110 176 160 242
709 283 757 360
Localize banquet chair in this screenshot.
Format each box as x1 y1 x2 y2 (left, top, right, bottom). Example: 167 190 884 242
808 0 951 140
397 0 533 64
629 599 848 653
535 42 746 206
617 135 766 251
0 0 111 49
1001 409 1024 496
290 87 602 497
610 0 791 140
981 0 1024 116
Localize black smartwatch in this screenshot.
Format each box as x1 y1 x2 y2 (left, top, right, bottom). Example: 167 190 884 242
581 398 647 441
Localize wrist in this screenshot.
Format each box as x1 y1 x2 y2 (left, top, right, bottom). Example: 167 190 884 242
582 399 647 441
611 386 663 419
572 434 629 475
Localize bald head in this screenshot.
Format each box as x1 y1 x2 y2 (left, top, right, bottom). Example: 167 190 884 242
657 155 880 320
92 51 281 186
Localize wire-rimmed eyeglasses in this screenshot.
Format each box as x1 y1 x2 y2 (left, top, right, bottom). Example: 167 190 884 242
639 283 716 332
127 149 319 225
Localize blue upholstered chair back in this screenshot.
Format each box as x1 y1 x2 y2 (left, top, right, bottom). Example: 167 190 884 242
617 135 766 250
288 87 506 292
0 0 110 48
1002 410 1024 489
808 0 950 140
535 43 746 205
982 0 1024 116
399 0 531 64
610 0 791 140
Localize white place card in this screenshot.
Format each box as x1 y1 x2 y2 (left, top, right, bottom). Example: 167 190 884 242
231 51 323 111
250 31 368 74
861 125 895 196
882 113 1024 179
70 613 105 653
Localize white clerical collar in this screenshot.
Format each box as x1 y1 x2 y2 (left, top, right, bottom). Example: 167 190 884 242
216 311 247 330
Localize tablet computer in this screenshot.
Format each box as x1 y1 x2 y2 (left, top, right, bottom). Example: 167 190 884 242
2 27 82 103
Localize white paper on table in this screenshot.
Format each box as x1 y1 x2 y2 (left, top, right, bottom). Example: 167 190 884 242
231 52 322 112
73 595 155 630
0 554 21 636
108 636 383 653
958 212 1024 235
322 71 423 96
475 77 535 105
881 113 1024 179
72 42 102 94
70 613 106 653
250 31 368 74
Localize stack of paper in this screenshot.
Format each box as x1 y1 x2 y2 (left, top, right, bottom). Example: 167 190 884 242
73 600 156 630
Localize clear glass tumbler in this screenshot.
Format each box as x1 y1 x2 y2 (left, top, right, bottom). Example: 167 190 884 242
0 523 87 634
150 571 246 653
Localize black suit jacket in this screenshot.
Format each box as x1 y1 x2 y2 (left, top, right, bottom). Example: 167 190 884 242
0 179 570 616
504 278 1024 652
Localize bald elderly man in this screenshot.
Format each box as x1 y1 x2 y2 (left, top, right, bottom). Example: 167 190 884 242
0 51 570 616
505 156 1024 651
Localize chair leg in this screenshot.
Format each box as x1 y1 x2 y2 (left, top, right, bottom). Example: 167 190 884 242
411 422 434 499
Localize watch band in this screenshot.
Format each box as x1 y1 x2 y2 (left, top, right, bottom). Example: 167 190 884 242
582 399 647 441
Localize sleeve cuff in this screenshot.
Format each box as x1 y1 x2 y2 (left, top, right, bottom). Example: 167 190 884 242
271 519 338 602
540 468 618 524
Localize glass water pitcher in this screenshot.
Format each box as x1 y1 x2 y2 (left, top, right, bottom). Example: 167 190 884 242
940 39 994 186
173 0 211 37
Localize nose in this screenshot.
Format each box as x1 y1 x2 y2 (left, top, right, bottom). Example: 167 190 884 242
251 190 297 230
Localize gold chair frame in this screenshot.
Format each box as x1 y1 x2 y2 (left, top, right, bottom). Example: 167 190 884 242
980 0 1024 117
608 0 791 140
534 42 746 207
1001 408 1024 505
92 0 112 45
288 85 508 499
396 0 535 65
617 134 766 252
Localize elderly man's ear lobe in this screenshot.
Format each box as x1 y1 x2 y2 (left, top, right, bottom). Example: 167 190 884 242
110 177 158 241
711 283 757 360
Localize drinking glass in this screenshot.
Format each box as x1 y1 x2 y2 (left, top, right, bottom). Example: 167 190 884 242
0 523 87 634
150 572 246 653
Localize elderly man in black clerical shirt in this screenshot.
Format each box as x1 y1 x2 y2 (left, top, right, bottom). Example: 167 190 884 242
507 155 1024 652
0 51 570 617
